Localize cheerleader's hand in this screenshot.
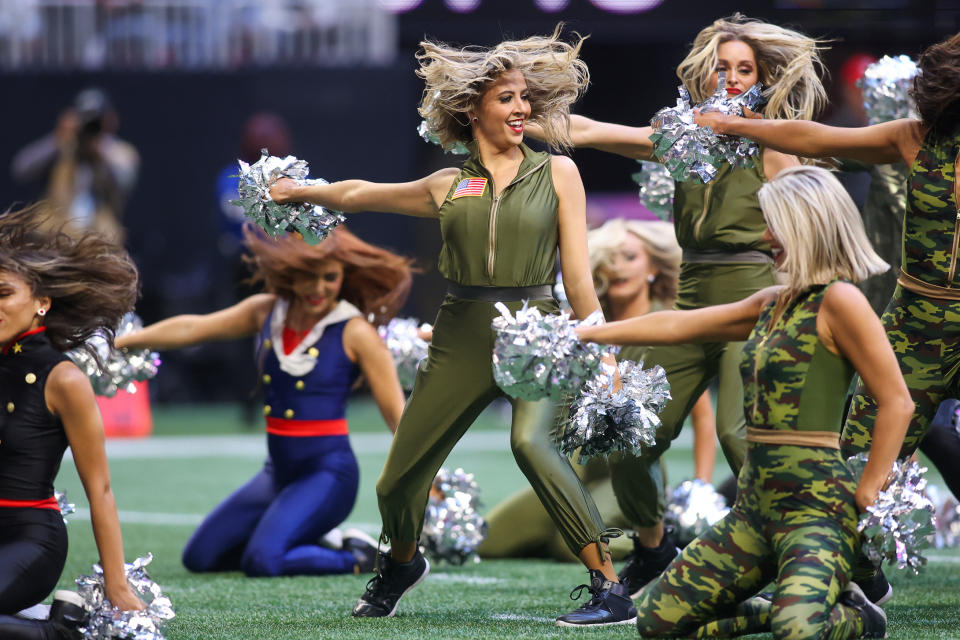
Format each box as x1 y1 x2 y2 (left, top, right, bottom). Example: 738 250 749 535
692 109 732 134
268 177 300 204
105 580 146 611
855 484 880 514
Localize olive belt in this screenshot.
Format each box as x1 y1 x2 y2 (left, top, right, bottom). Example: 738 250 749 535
897 268 960 301
446 280 553 302
746 427 840 449
682 249 774 264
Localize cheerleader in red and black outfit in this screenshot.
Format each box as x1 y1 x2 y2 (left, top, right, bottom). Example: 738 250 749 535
117 224 410 577
0 204 143 639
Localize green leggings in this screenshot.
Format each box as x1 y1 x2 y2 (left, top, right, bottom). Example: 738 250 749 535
376 295 606 554
611 262 777 528
636 443 865 640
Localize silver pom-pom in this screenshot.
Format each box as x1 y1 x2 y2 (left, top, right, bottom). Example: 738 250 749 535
934 494 960 549
55 489 76 523
232 149 344 245
68 313 161 398
491 302 618 402
377 317 430 391
562 360 670 462
631 160 675 221
75 553 175 640
847 454 936 574
663 479 730 547
650 73 767 183
420 467 487 565
858 55 919 125
418 119 469 155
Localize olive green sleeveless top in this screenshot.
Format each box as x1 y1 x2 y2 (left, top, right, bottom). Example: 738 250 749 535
438 142 558 287
740 282 855 433
673 158 772 253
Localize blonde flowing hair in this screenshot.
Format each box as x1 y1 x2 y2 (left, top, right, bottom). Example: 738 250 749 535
758 166 887 297
677 14 828 122
417 25 589 151
588 219 681 313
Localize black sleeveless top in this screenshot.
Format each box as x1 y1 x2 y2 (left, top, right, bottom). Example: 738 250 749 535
0 329 71 501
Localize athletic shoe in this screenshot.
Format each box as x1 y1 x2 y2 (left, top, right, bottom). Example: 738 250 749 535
855 567 893 606
344 535 379 574
352 551 430 618
555 570 637 627
319 527 344 549
48 590 90 640
840 580 887 638
617 529 680 599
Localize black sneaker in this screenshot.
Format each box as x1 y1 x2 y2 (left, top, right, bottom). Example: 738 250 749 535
48 590 90 640
555 570 637 627
344 534 379 574
617 529 679 599
352 551 430 618
855 567 893 606
840 580 887 638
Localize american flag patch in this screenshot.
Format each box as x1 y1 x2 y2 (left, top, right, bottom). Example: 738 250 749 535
451 177 487 199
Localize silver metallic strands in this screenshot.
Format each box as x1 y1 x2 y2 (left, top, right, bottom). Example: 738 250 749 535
561 359 670 462
55 489 76 524
75 554 175 640
232 149 345 245
631 160 675 221
847 453 936 574
68 313 161 397
663 479 731 547
858 55 919 125
417 119 469 155
649 72 767 183
420 467 487 565
491 302 618 402
377 317 431 391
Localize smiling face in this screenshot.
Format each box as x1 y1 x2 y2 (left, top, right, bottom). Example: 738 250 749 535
289 259 344 320
707 39 759 96
0 270 47 345
598 233 657 306
471 69 532 148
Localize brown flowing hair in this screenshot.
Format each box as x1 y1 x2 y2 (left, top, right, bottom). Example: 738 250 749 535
0 202 140 356
912 32 960 134
242 224 415 325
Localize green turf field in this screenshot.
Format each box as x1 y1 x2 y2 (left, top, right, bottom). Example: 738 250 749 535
51 398 960 640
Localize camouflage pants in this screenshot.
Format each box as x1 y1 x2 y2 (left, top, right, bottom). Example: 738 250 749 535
843 285 960 458
636 443 864 640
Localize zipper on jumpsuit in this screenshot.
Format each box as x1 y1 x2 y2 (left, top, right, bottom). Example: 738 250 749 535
485 158 550 279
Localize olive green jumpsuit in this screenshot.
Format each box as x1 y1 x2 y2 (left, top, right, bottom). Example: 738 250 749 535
610 160 777 528
376 142 609 554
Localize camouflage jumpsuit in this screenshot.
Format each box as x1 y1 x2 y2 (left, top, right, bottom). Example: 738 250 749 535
843 122 960 459
637 283 867 640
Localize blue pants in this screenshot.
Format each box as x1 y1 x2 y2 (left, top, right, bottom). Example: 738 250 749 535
182 434 360 576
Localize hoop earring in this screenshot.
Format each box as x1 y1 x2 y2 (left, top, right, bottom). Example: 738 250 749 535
37 308 47 317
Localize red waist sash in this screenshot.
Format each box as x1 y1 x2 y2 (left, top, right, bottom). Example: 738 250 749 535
265 417 349 437
0 496 59 510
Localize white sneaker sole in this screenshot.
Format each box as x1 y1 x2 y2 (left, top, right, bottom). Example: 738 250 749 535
384 558 431 618
342 528 380 550
556 615 638 628
873 583 893 607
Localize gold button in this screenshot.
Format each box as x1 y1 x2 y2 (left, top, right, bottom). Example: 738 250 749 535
262 374 271 384
295 380 305 390
6 402 13 413
263 405 271 416
25 373 36 384
264 339 272 349
284 409 294 419
307 347 319 358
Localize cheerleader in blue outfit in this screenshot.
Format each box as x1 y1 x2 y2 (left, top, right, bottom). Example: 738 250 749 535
118 224 411 577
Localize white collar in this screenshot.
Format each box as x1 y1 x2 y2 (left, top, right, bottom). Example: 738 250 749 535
269 299 362 377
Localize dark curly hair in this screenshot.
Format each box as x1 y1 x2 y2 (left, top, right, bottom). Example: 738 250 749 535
242 224 416 325
912 32 960 133
0 203 140 356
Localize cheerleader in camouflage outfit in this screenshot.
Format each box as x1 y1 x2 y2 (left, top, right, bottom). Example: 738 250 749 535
696 30 960 603
579 167 912 639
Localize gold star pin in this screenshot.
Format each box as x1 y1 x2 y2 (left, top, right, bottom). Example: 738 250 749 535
307 347 319 358
12 343 22 354
25 373 36 384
